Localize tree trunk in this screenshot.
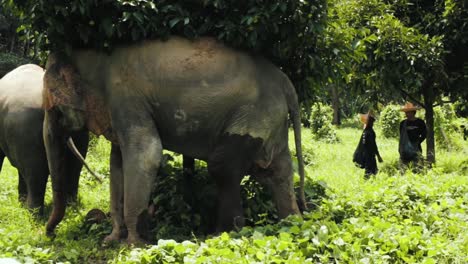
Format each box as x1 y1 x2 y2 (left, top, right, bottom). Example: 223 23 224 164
422 82 436 165
23 39 30 57
331 84 341 125
9 36 15 52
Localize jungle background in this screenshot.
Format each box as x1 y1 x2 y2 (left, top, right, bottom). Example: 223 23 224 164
0 0 467 263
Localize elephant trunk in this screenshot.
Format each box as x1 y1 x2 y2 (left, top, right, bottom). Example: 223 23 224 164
43 110 69 236
46 191 66 237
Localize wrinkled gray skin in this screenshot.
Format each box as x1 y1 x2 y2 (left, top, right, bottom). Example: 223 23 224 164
43 37 305 244
0 64 88 213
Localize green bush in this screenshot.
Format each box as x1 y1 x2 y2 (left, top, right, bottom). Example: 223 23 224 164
379 104 403 138
149 152 328 240
308 103 339 143
434 103 464 150
0 52 31 77
150 153 278 240
453 99 468 117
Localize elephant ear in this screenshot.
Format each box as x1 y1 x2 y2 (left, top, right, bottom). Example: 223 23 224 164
43 55 85 111
84 92 118 143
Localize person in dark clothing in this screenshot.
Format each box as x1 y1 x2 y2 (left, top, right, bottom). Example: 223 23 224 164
399 102 427 171
359 112 383 178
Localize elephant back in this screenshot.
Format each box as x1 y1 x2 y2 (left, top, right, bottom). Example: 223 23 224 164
0 64 44 111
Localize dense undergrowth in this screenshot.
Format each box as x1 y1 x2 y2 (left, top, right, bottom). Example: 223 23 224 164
0 125 466 263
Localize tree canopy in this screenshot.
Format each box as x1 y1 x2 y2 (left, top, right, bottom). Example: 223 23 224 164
4 0 328 101
306 0 467 163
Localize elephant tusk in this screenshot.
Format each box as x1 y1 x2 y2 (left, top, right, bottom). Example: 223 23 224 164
67 137 103 183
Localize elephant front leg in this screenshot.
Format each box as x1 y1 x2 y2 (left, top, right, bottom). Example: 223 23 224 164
115 121 162 245
104 144 126 243
64 131 89 203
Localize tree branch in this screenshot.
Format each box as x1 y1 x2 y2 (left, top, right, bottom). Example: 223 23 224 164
398 88 425 108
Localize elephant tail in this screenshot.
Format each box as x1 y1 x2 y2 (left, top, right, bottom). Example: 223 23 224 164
283 77 307 211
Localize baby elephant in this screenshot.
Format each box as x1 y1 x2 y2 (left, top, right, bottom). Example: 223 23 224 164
0 64 88 213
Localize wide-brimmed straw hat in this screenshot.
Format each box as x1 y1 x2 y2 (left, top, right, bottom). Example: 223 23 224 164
400 102 421 112
359 110 375 124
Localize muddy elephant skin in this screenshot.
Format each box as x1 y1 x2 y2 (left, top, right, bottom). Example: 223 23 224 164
43 37 305 244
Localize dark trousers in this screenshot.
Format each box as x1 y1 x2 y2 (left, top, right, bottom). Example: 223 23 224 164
364 155 377 179
399 152 424 173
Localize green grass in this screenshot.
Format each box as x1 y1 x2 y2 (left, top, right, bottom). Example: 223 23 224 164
0 126 466 263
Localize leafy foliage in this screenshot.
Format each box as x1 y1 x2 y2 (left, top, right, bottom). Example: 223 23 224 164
322 0 468 163
433 103 465 150
149 153 277 240
334 0 446 97
150 152 327 241
115 163 468 263
0 52 30 77
0 6 45 63
388 0 468 100
308 103 339 143
3 0 327 101
0 127 466 262
379 104 403 138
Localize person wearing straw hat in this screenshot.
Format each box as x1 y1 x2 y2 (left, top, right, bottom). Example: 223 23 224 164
399 102 427 170
356 111 383 178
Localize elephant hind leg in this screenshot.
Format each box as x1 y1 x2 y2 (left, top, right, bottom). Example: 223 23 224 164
0 153 25 202
252 148 300 219
182 156 195 214
22 166 48 213
18 173 27 203
208 134 262 233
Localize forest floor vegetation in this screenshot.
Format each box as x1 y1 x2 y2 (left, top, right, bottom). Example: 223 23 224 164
0 125 466 263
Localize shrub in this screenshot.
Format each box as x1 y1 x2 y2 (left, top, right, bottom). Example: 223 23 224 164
150 153 279 240
434 103 464 150
149 151 329 240
379 104 403 138
0 52 31 77
308 103 339 143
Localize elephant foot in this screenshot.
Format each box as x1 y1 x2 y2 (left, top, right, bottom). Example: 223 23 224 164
126 233 149 246
103 231 122 246
18 195 27 203
46 229 56 239
103 226 128 246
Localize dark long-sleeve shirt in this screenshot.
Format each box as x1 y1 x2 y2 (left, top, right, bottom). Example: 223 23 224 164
362 127 380 157
361 127 380 175
400 118 426 151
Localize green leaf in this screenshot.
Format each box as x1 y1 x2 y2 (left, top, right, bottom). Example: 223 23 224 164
169 18 181 28
101 18 114 37
256 251 265 260
289 225 300 234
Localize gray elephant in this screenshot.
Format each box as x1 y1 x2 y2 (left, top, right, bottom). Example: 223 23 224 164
0 64 89 213
43 37 305 244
